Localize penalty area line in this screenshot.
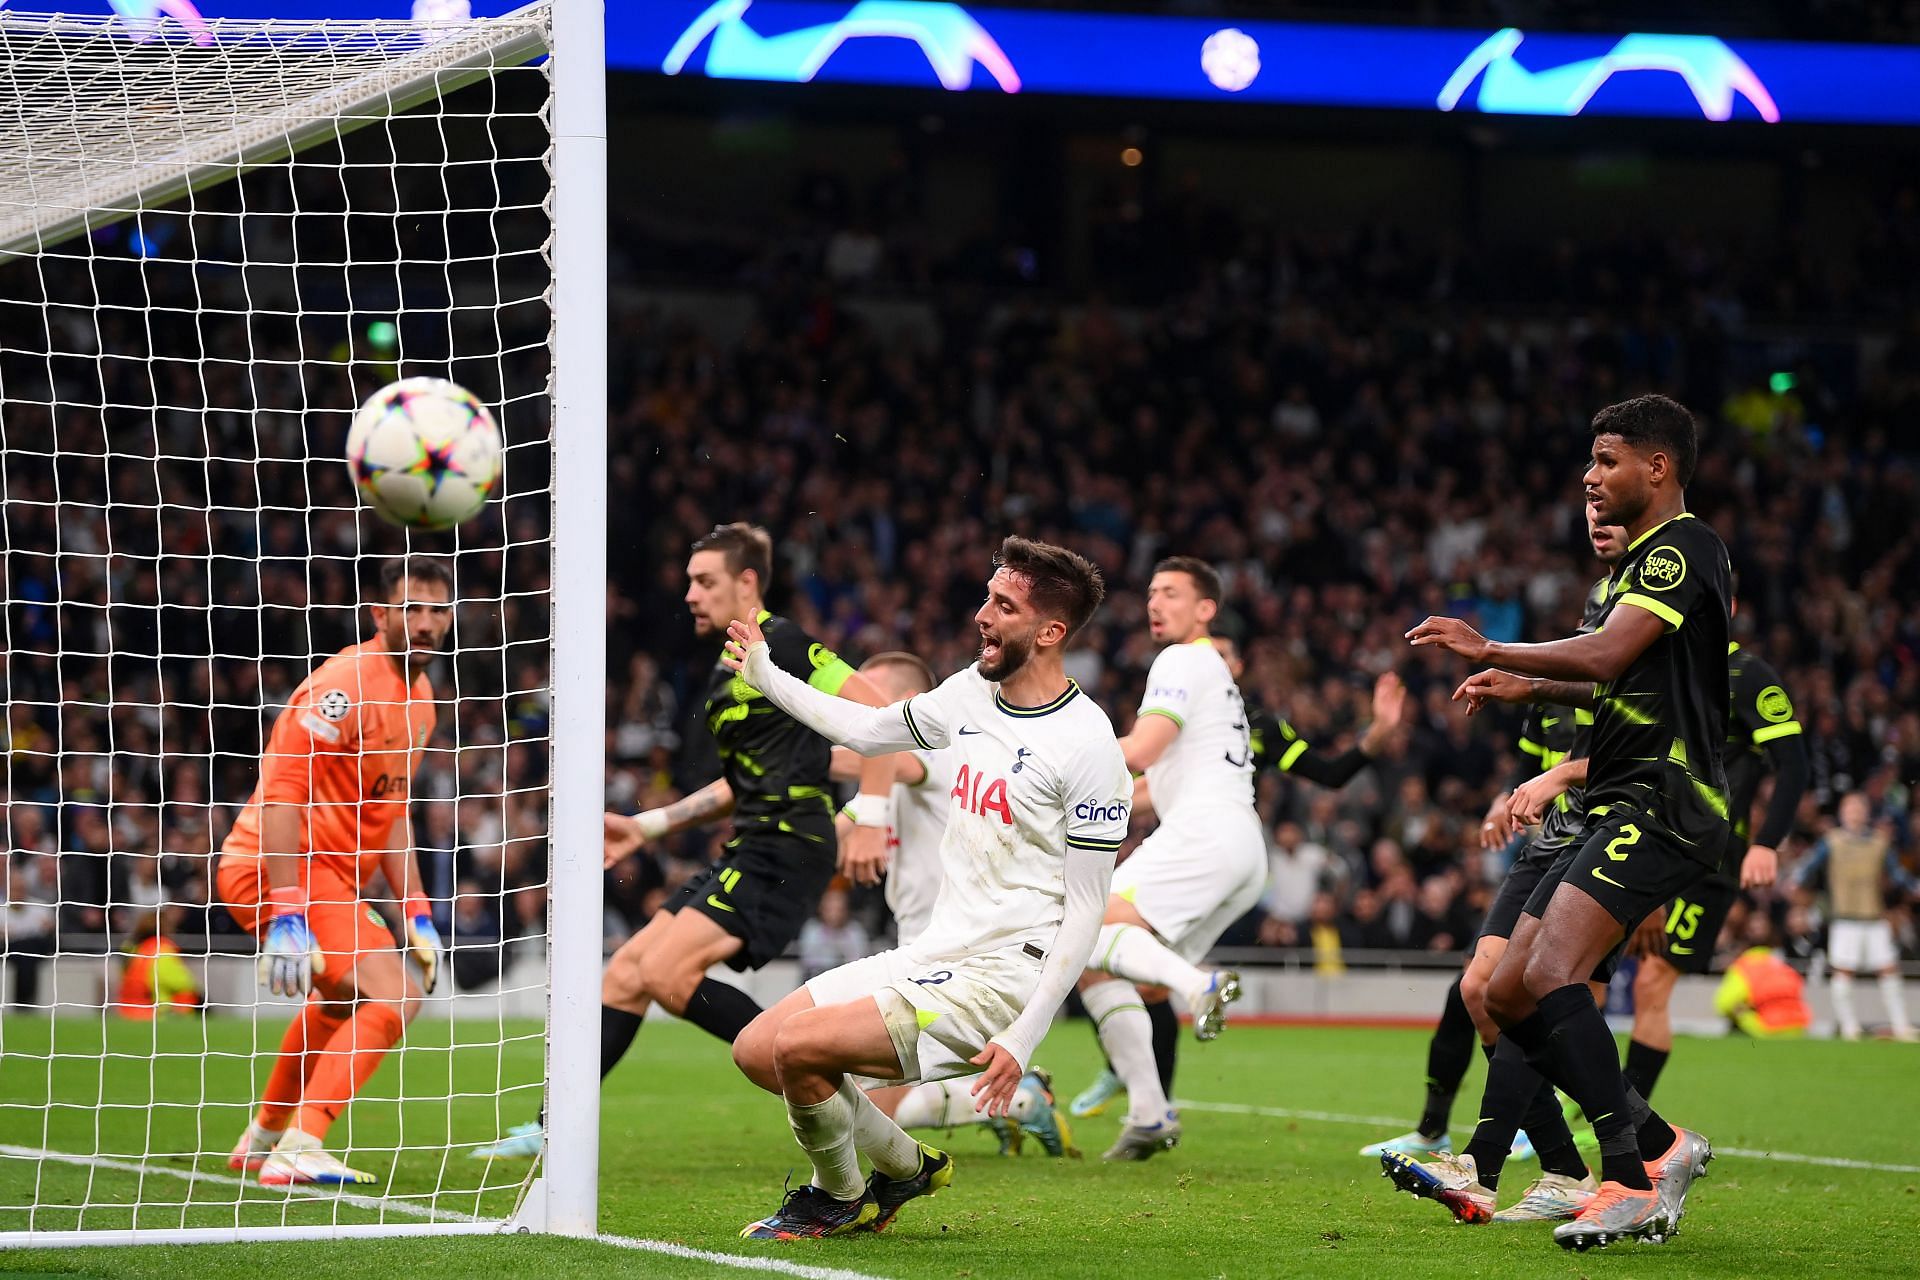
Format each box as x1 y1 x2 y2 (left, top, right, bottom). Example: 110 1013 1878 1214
1 1145 897 1280
1174 1099 1920 1175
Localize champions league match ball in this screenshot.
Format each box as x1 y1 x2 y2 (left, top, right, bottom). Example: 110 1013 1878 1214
346 377 503 531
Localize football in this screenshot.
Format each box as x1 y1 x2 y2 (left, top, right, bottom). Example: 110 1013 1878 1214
346 376 502 531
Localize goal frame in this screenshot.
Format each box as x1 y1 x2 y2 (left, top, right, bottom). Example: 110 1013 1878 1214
0 0 606 1248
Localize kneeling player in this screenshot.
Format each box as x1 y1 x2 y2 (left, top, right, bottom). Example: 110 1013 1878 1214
726 538 1129 1239
219 559 449 1186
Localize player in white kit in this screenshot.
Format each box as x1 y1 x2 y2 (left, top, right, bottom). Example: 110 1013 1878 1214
1078 556 1265 1160
726 537 1131 1240
835 652 1076 1156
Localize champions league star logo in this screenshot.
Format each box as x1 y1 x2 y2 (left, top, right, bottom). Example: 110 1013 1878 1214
1439 28 1780 122
663 0 1021 93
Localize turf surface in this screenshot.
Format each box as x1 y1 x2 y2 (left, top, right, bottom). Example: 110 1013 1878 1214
3 1015 1917 1278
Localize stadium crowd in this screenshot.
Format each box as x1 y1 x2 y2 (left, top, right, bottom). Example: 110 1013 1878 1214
4 161 1920 1005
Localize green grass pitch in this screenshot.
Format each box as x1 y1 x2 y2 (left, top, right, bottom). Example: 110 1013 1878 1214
3 1014 1917 1278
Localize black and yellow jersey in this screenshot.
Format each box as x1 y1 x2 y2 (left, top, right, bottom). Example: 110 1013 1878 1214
1708 643 1809 886
1248 709 1373 789
1589 513 1734 864
702 611 854 847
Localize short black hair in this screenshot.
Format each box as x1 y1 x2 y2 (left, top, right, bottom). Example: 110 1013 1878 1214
380 556 454 602
691 522 774 592
862 651 936 695
1153 555 1222 603
994 536 1105 640
1591 394 1699 486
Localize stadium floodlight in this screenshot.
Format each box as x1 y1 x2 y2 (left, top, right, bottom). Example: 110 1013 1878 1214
0 0 605 1247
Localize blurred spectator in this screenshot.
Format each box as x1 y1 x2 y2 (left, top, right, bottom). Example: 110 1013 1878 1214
450 878 505 993
2 848 58 1007
114 907 201 1019
798 887 871 983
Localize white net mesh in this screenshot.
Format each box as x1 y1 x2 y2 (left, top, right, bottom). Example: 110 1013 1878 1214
0 6 557 1239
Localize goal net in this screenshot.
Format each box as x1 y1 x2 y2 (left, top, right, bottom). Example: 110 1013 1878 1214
0 1 604 1246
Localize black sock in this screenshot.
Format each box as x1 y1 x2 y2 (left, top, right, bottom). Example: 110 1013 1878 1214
1146 998 1179 1097
601 1005 643 1079
682 977 764 1043
1529 983 1649 1190
1518 1080 1586 1182
1460 1034 1548 1190
1416 978 1477 1140
1622 1038 1669 1103
1624 1079 1678 1161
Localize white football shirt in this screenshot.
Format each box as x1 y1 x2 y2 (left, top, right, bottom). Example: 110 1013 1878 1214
1136 638 1256 821
886 747 955 946
896 668 1131 962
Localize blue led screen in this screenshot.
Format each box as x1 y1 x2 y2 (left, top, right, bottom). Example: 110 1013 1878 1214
7 1 1920 125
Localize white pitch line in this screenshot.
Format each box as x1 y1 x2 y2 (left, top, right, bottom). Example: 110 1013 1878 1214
0 1144 471 1223
593 1232 896 1280
1175 1099 1920 1175
2 1146 897 1280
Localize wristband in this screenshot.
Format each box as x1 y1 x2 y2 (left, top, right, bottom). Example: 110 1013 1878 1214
851 794 892 829
265 885 306 919
635 809 670 840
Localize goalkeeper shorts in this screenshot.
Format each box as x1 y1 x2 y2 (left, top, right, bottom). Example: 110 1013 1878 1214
215 856 397 980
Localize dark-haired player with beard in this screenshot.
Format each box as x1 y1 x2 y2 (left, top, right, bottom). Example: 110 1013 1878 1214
1408 394 1730 1250
725 537 1130 1240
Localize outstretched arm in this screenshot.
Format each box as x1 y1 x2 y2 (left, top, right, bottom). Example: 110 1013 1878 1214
723 616 928 755
1409 606 1668 684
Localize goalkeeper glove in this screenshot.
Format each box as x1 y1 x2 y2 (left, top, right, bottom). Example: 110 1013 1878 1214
259 886 324 997
404 906 442 994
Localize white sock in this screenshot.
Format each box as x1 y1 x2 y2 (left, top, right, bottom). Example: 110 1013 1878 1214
786 1090 864 1201
1082 978 1171 1128
1879 972 1912 1036
1093 923 1209 1005
840 1077 923 1179
890 1076 1040 1129
1831 971 1860 1038
891 1080 975 1130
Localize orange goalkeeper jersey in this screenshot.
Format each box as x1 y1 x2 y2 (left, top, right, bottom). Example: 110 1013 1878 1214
222 638 436 889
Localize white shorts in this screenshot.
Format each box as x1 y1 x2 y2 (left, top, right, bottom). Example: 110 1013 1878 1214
1829 918 1898 973
1110 809 1266 963
804 941 1044 1085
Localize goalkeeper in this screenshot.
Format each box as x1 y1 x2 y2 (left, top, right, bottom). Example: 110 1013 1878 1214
214 558 451 1187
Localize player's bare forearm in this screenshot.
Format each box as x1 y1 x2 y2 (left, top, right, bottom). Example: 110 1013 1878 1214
1120 713 1180 773
260 803 306 892
1412 611 1662 683
1527 678 1598 709
1484 610 1666 683
659 778 735 835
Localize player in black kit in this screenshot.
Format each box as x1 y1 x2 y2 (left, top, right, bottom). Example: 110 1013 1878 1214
1406 394 1730 1251
1624 610 1809 1101
471 523 900 1160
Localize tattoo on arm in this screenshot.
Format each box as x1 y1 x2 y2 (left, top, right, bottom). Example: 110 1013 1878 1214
663 779 734 832
1529 679 1597 709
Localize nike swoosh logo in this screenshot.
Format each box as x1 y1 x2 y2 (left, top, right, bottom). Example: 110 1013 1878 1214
1591 868 1626 889
705 895 736 913
957 726 981 735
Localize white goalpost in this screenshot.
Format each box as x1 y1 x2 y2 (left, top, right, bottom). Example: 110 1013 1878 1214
0 0 603 1247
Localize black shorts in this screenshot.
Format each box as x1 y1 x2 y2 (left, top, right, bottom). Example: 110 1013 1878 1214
1529 808 1715 931
1477 849 1554 944
666 836 836 972
1513 831 1638 986
1653 879 1739 974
